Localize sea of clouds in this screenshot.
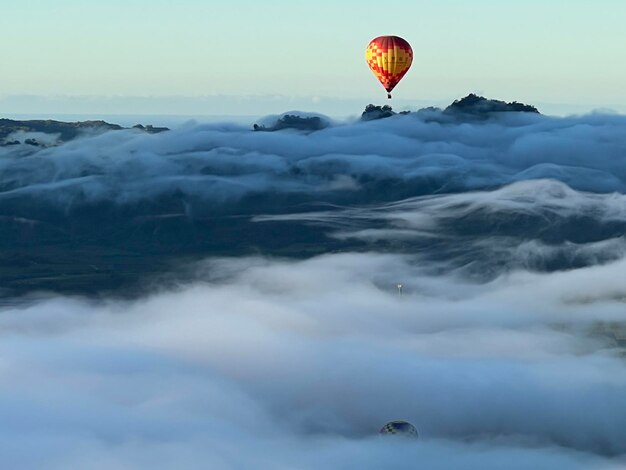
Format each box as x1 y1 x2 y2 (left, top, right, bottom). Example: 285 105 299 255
2 110 626 209
1 110 625 468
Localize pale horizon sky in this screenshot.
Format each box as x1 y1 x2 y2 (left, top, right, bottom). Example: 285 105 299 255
2 0 626 116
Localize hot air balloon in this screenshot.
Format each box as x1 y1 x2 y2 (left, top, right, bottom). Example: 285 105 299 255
379 420 418 438
365 36 413 99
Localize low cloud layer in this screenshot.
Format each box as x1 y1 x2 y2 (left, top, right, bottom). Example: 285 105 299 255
1 254 626 468
3 110 626 289
2 111 626 212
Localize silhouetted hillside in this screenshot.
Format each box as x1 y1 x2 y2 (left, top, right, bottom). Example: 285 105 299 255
0 118 168 147
444 94 540 116
360 95 540 122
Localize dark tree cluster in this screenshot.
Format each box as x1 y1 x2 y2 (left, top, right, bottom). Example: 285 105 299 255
253 115 327 132
444 93 540 115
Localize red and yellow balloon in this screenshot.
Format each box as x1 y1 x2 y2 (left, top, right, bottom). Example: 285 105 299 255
365 36 413 99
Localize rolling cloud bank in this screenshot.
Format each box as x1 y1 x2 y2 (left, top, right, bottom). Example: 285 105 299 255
1 103 626 468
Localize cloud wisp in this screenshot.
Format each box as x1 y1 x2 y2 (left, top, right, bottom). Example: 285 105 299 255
256 178 626 277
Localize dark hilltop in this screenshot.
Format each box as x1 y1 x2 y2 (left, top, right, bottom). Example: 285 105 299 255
253 114 328 132
444 93 540 115
0 118 169 147
361 93 540 122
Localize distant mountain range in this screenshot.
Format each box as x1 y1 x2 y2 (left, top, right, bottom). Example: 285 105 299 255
0 94 540 145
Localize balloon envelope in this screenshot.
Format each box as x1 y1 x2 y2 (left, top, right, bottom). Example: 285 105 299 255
365 36 413 97
379 420 418 438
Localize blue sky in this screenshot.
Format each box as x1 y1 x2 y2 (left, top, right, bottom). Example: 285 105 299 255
2 0 625 115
